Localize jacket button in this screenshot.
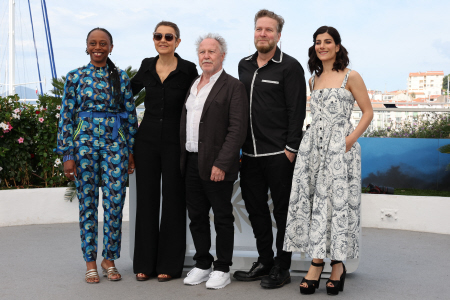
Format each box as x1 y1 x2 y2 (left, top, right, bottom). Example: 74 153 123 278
160 119 163 122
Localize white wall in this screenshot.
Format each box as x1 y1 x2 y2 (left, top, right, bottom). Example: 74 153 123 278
361 194 450 235
0 187 130 227
1 188 449 235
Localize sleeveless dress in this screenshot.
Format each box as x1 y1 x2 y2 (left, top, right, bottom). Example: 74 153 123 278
283 69 361 260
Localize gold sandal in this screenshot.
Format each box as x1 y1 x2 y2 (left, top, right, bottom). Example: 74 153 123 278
85 269 100 284
101 266 122 281
157 274 172 282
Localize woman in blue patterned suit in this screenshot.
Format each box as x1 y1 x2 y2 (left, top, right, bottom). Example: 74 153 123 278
56 28 137 283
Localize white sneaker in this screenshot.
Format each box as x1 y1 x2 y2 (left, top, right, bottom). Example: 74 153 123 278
205 271 231 289
184 267 212 285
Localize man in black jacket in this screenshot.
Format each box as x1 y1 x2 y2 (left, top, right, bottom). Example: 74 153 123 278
181 33 248 290
233 9 306 289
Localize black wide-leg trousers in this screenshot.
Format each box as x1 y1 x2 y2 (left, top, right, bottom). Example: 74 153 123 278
185 152 234 273
240 153 295 270
133 122 186 278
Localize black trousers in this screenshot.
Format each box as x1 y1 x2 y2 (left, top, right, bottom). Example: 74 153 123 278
133 121 186 278
240 153 295 270
185 153 234 273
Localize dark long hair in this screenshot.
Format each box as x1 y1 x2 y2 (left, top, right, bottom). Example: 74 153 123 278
307 26 349 76
86 27 122 106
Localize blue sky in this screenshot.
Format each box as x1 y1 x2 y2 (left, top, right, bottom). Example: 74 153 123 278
1 0 449 94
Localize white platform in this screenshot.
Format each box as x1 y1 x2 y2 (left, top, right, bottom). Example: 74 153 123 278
127 173 360 273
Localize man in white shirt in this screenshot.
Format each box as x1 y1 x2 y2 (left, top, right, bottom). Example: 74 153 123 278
180 33 248 289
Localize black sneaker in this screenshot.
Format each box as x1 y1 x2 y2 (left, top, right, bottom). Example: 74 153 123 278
233 262 273 281
260 265 291 289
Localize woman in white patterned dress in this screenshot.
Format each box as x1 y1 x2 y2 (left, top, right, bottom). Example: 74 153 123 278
283 26 373 295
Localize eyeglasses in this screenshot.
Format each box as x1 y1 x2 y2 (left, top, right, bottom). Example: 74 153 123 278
153 32 177 42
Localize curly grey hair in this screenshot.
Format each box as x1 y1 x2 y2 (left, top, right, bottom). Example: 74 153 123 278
195 33 228 56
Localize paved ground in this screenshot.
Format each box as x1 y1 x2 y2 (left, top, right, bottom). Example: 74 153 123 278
1 222 449 300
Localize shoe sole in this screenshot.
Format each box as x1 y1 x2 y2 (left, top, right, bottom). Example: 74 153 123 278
206 278 231 289
184 278 209 286
260 277 291 289
233 275 267 281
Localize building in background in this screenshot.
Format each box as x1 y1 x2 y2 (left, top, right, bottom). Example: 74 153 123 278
408 71 444 100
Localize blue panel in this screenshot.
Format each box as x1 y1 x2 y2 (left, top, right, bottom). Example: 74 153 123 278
359 138 450 190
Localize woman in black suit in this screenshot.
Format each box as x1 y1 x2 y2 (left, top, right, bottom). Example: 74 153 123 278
131 21 198 282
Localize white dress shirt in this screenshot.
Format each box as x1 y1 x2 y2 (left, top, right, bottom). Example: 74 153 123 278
185 68 224 152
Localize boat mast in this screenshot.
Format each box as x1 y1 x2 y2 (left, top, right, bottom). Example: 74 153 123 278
8 0 15 96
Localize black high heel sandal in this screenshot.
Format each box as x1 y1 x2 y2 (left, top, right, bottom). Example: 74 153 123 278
299 261 325 295
326 261 347 295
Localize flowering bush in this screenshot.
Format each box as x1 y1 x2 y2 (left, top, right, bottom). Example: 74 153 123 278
363 112 450 138
0 95 69 189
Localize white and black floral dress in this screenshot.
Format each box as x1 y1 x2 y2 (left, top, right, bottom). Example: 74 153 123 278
283 69 361 260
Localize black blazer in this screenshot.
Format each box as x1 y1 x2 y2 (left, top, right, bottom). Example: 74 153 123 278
180 70 249 181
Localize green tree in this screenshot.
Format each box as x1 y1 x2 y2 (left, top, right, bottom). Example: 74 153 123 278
48 66 146 106
443 74 449 94
49 76 66 97
124 65 145 107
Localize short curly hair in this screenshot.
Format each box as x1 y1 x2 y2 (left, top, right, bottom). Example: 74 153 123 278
254 9 285 33
195 33 228 55
308 26 349 76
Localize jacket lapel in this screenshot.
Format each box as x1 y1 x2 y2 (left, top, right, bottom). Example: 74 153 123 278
200 71 227 120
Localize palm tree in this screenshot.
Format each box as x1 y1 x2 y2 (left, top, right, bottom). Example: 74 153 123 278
51 67 146 106
124 66 146 107
49 76 66 97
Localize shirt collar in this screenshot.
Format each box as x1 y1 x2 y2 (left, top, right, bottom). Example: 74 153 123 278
174 53 191 75
87 62 109 72
245 46 283 64
149 53 191 75
200 68 224 83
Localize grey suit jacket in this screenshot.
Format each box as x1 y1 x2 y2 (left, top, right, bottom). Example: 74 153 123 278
180 70 249 181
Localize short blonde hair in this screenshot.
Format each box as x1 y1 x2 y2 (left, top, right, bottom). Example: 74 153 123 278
254 9 285 33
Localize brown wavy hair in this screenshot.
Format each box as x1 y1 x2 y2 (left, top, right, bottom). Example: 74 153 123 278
307 26 349 76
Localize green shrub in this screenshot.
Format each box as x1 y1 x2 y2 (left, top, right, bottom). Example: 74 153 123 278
363 112 450 138
0 94 69 189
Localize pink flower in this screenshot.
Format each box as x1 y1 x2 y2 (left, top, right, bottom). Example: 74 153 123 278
4 122 13 133
14 108 20 113
39 117 45 123
18 137 24 144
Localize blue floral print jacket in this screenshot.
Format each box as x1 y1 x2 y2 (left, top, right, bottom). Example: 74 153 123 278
56 62 137 159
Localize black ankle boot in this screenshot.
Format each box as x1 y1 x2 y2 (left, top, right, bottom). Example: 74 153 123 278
233 262 273 281
260 265 291 289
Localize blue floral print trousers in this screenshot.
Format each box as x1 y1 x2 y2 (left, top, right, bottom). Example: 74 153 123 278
73 116 129 262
